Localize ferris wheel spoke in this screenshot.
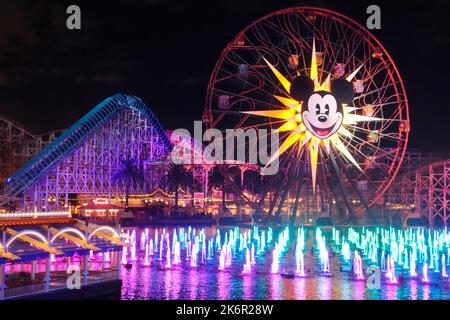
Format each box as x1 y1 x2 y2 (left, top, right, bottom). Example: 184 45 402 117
257 19 300 57
344 124 407 144
323 21 354 77
218 53 285 98
354 81 401 101
352 100 408 110
340 141 394 178
213 67 287 108
342 138 395 162
212 86 285 110
333 151 385 197
345 134 402 162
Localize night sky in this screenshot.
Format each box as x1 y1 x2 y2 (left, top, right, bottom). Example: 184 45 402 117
0 0 449 151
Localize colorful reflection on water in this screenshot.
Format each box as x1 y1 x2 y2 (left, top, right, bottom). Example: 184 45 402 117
120 226 449 300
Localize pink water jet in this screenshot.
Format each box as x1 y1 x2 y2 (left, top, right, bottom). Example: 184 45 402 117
410 252 417 277
225 244 232 266
173 241 181 265
149 239 154 256
422 263 429 282
218 249 225 271
154 230 159 253
251 243 256 265
386 255 397 284
353 251 364 280
190 243 198 267
164 234 171 269
201 242 206 264
271 246 279 274
295 249 305 277
158 238 163 261
131 244 137 261
121 246 128 265
186 240 191 260
144 243 150 266
140 232 146 250
242 248 251 274
442 254 448 278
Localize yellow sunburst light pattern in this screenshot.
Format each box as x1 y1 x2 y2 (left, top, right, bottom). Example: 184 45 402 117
241 40 382 191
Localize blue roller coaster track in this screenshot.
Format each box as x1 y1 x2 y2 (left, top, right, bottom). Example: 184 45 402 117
3 94 172 201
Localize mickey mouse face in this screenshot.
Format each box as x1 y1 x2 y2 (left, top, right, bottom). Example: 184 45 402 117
290 76 354 139
302 92 343 139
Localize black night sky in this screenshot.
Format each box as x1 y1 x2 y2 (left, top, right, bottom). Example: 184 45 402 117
0 0 449 151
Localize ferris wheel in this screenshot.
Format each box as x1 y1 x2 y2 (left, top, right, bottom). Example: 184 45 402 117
203 7 409 221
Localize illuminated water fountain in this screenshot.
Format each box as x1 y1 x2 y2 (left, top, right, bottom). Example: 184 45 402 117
442 254 448 278
422 263 429 282
122 246 128 265
144 243 150 266
218 248 225 271
242 248 251 274
295 245 305 277
251 243 256 265
165 234 171 269
173 241 181 265
353 251 364 280
271 245 280 274
190 243 198 267
149 239 154 256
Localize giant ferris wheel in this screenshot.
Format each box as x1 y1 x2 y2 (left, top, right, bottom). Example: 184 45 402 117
203 7 409 222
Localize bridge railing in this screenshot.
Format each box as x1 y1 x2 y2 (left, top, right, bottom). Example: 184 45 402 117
3 283 46 299
2 270 120 300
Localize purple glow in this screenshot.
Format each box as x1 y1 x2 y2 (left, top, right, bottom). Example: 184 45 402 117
422 263 429 282
295 248 305 277
158 237 163 261
190 243 198 267
353 251 364 280
386 255 397 284
131 244 137 261
173 241 181 265
122 246 128 265
441 254 448 278
149 239 154 256
242 248 251 274
225 244 232 266
271 245 279 274
251 243 256 265
144 243 150 266
410 253 417 277
218 249 225 271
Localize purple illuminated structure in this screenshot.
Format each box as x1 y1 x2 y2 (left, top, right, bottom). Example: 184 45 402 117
3 94 171 212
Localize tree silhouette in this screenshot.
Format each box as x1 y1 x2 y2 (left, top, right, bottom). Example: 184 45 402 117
160 164 191 211
112 158 144 210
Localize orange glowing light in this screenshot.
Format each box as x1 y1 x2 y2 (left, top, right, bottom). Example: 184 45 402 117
242 40 382 191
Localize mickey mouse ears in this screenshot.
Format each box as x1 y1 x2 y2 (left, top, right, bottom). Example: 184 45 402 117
289 76 354 104
290 76 314 102
330 78 354 105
